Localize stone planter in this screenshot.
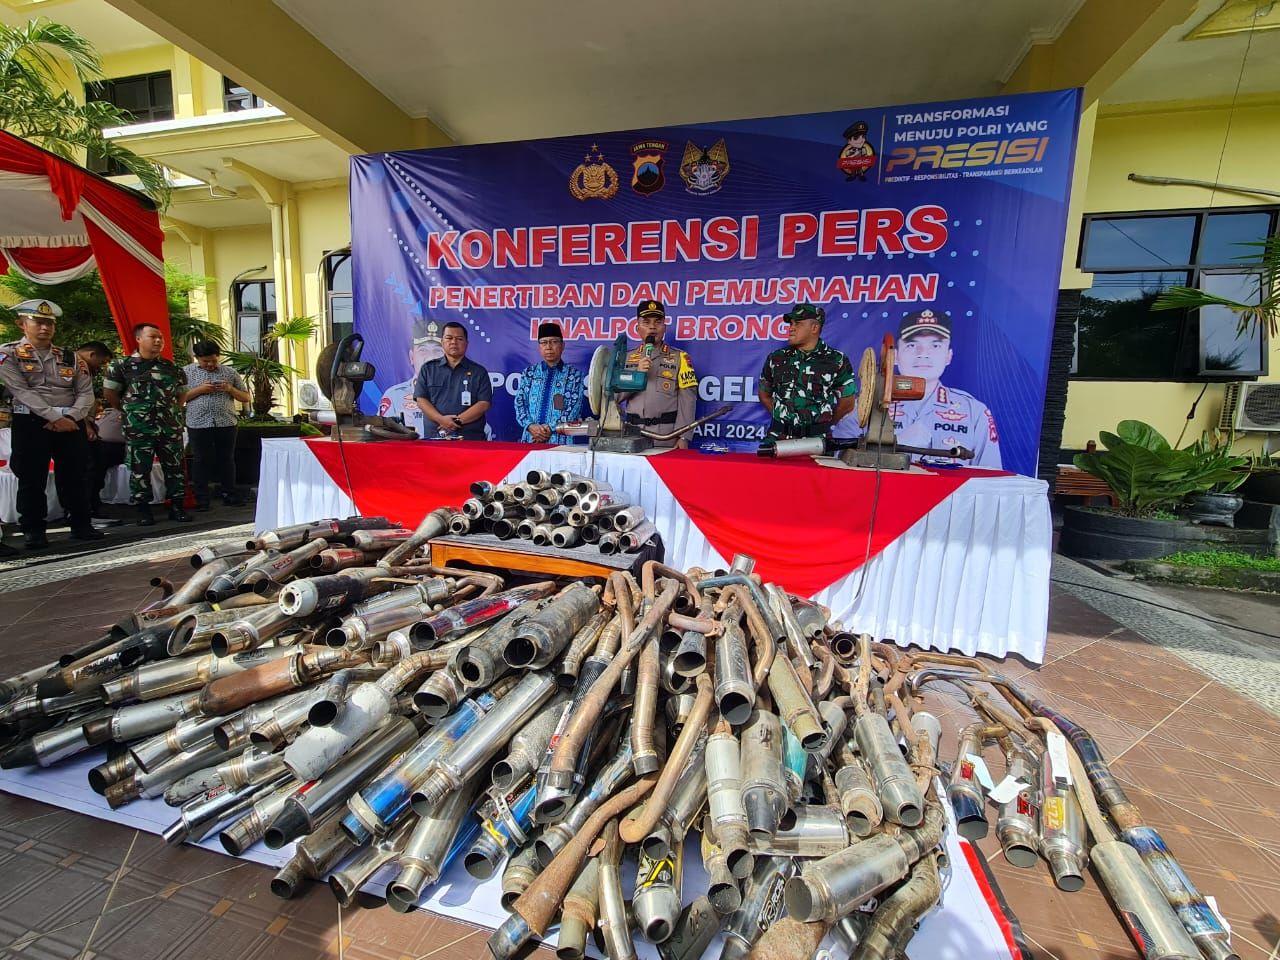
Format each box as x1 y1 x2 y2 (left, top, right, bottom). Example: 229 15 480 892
1058 506 1273 561
1121 559 1280 594
1184 492 1244 528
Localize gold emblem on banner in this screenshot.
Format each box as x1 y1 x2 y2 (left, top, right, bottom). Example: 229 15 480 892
679 139 730 195
569 144 619 201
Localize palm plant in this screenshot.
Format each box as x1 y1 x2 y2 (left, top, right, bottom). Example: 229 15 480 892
1152 237 1280 338
226 316 317 420
0 18 169 205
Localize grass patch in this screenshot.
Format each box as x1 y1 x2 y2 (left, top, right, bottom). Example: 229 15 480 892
1159 550 1280 572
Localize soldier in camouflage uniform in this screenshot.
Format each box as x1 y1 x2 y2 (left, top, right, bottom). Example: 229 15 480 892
102 323 192 526
758 303 857 442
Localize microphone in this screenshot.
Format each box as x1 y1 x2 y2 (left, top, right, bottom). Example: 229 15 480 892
644 334 656 358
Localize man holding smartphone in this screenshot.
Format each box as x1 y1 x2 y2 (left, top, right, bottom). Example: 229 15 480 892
183 340 251 508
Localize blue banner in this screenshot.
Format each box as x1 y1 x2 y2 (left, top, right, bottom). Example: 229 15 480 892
351 89 1081 475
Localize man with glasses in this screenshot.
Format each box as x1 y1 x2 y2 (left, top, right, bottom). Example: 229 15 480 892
514 322 584 444
413 321 492 440
758 302 857 443
0 300 101 548
617 300 698 448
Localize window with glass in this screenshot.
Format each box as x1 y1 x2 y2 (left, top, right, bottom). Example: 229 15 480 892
85 71 174 175
1074 207 1275 380
323 250 353 343
223 77 268 112
234 280 277 357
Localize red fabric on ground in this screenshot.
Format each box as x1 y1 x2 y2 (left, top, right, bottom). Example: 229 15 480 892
649 451 999 595
305 438 542 527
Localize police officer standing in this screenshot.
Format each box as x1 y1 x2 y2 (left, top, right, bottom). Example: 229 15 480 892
758 302 857 443
103 322 192 525
617 301 697 448
0 300 102 549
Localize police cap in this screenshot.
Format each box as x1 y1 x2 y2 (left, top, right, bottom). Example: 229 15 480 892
636 300 666 320
12 299 62 321
782 302 825 325
843 120 869 139
412 319 442 346
899 308 951 340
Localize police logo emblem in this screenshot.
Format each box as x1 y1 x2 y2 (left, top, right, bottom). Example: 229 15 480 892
569 144 620 200
838 120 876 182
679 139 730 195
630 140 668 196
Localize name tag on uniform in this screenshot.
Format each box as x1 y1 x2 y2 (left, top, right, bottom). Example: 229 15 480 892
461 390 472 406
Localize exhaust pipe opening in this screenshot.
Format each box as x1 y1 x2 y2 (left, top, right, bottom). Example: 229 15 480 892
718 692 752 727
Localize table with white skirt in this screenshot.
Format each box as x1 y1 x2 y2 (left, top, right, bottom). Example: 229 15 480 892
257 438 1052 662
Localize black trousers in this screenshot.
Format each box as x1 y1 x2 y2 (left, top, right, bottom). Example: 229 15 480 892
187 425 237 500
88 439 126 509
9 413 90 534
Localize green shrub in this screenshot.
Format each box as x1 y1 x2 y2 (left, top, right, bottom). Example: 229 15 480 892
1159 551 1280 572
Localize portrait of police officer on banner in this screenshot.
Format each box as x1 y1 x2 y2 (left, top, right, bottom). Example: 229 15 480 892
379 319 445 438
885 309 1002 468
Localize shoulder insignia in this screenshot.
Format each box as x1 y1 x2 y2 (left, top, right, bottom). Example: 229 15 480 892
677 351 697 390
936 385 948 404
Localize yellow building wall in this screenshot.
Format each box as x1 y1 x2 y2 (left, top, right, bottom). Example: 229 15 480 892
1063 98 1280 453
203 226 274 332
294 182 350 327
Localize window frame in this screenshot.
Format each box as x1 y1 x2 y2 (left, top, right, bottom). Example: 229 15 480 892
1072 204 1277 383
222 77 268 112
85 70 175 125
322 248 353 345
232 279 278 358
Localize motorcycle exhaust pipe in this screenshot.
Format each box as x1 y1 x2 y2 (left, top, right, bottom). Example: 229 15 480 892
102 645 294 704
834 742 883 837
721 857 796 960
597 819 637 960
947 723 992 840
217 747 287 790
164 774 287 846
740 708 787 840
492 695 569 792
167 606 256 656
277 567 388 618
699 831 741 915
311 547 369 573
210 605 295 657
326 600 433 650
199 647 350 717
500 844 542 913
191 542 251 568
452 606 535 690
1039 748 1087 891
387 783 480 911
612 506 647 532
378 507 453 568
783 804 943 922
535 738 634 864
550 525 578 548
88 749 138 795
713 605 754 725
620 521 657 552
598 531 622 555
328 820 413 907
483 501 521 520
635 843 683 944
843 852 941 960
348 527 413 551
240 539 329 594
1092 840 1202 960
504 583 600 670
83 691 203 746
752 803 850 858
251 516 394 552
1 709 110 768
472 479 499 500
413 669 466 719
270 808 357 899
660 897 722 960
344 690 498 838
411 672 558 812
556 610 609 689
854 711 924 827
997 744 1041 868
555 859 599 960
768 655 827 754
705 724 754 879
409 583 556 650
267 714 423 848
220 777 298 856
464 782 536 880
642 734 707 861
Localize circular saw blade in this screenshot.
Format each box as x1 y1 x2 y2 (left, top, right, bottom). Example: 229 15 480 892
856 346 878 427
587 345 613 416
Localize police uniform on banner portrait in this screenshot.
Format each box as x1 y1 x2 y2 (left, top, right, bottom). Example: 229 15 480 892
378 318 444 438
617 300 697 448
0 299 100 548
889 309 1002 468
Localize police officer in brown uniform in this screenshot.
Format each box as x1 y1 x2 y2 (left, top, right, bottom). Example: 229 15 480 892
0 300 102 549
616 300 698 448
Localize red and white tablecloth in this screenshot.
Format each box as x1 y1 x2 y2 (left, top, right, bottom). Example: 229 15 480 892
256 438 1051 662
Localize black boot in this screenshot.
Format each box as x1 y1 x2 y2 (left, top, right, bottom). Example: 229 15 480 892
70 525 105 541
23 531 48 550
137 503 155 527
168 503 193 523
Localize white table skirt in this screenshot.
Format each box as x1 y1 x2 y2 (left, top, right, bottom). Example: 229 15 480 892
256 439 1051 662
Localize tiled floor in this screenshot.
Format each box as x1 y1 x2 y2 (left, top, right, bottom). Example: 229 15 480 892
0 560 1276 960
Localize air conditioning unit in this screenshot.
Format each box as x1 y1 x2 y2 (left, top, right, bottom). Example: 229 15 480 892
297 379 332 412
1233 382 1280 432
1217 382 1241 431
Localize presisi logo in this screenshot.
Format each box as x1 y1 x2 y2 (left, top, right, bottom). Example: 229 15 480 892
885 136 1049 172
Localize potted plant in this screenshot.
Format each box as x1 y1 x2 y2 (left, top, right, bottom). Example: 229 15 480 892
225 316 317 482
1060 420 1262 559
1240 452 1280 506
1181 431 1249 527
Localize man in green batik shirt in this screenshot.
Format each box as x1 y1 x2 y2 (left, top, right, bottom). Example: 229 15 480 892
103 322 192 526
758 303 858 442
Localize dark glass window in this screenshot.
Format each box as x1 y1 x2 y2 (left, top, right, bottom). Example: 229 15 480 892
223 77 268 112
85 71 174 176
1075 206 1276 380
323 250 354 344
234 280 277 358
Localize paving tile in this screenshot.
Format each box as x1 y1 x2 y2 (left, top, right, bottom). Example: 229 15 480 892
342 903 490 960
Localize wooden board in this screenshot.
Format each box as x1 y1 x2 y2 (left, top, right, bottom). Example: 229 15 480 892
428 532 659 579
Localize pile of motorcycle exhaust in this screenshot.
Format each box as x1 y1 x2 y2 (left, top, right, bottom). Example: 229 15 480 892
0 507 1234 960
455 470 659 554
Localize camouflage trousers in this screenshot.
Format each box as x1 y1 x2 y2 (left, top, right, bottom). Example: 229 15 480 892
125 432 185 503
